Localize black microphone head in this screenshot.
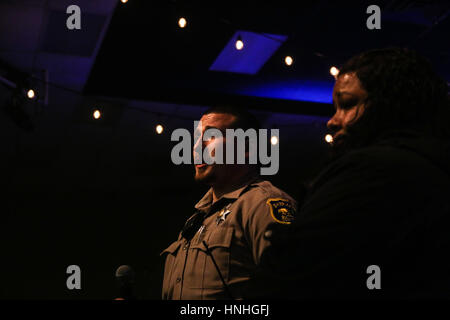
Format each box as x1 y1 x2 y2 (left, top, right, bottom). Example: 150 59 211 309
115 265 135 284
115 265 136 300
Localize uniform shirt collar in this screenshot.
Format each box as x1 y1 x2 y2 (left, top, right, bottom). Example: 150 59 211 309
195 176 262 213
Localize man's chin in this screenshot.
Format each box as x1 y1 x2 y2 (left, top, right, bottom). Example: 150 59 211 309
194 166 214 184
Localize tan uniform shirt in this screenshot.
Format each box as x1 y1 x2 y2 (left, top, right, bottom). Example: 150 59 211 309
161 178 296 300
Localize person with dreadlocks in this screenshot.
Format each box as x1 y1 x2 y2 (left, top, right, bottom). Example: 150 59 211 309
249 47 450 299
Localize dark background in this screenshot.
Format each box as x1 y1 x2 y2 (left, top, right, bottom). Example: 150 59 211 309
0 83 330 299
0 0 448 299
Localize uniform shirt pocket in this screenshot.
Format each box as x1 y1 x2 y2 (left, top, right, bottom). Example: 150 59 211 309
189 227 234 289
160 240 183 298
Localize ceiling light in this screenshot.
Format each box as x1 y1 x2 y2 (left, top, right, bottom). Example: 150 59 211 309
270 135 278 145
284 56 293 66
178 17 187 28
93 110 101 120
27 89 35 99
330 66 339 78
235 36 244 50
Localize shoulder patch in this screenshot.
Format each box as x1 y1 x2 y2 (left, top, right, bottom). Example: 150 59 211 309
266 198 295 224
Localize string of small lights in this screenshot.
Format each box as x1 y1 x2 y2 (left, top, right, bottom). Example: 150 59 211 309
164 1 341 73
1 0 338 145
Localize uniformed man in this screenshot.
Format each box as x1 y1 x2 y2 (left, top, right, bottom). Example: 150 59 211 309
161 106 296 300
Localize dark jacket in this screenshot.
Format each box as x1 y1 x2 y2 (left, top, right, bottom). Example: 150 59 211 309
252 130 450 299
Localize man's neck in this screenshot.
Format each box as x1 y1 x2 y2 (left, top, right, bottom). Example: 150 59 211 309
211 171 259 203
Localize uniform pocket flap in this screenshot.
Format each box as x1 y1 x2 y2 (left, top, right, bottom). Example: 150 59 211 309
191 227 234 251
160 241 182 256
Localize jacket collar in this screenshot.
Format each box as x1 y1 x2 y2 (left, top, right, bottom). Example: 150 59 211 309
195 176 261 213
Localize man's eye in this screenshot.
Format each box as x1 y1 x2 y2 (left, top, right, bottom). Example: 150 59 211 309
340 100 357 109
341 103 352 109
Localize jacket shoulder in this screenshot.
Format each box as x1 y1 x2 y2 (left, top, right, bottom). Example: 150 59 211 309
246 180 296 204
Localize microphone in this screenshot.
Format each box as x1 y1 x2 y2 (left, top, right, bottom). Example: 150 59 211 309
115 265 136 300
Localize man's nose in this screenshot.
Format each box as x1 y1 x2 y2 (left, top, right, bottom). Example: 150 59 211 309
193 135 201 149
327 113 341 133
193 134 208 153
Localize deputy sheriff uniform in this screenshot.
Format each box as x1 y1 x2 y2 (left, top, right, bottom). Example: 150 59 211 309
160 177 296 300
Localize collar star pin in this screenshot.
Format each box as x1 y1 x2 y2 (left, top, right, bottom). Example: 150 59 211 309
216 209 231 225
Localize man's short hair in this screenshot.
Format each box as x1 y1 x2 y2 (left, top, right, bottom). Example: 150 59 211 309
202 105 261 131
202 105 262 169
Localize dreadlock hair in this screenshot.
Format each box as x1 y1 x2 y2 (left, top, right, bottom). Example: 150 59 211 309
336 47 450 152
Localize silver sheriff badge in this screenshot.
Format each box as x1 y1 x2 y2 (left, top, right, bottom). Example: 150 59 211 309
216 205 232 225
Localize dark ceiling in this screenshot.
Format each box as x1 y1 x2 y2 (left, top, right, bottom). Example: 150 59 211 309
85 0 450 116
